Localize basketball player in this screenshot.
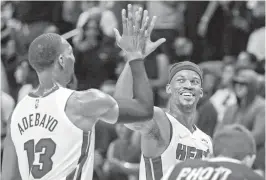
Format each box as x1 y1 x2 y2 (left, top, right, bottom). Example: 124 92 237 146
2 5 165 180
114 11 213 179
162 124 263 180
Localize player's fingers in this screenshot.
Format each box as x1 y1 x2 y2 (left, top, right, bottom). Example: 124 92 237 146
122 9 127 35
135 7 142 32
140 17 149 39
133 25 137 39
141 10 148 30
127 4 133 35
113 28 122 43
151 38 166 50
143 17 150 31
147 16 157 38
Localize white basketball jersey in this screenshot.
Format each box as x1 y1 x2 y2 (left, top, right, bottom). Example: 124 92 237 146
10 86 95 180
139 112 213 180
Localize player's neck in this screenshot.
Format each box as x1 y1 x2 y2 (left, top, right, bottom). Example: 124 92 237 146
37 71 58 92
168 103 196 133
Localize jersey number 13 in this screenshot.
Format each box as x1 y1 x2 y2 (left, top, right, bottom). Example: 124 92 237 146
24 138 56 179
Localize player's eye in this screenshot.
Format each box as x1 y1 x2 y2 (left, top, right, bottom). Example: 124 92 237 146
191 79 200 85
177 79 185 83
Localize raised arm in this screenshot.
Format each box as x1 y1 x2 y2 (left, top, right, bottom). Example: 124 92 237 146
112 5 165 123
71 5 165 125
113 5 165 123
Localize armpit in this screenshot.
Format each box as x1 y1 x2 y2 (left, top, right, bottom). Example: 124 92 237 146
146 122 163 142
125 119 156 135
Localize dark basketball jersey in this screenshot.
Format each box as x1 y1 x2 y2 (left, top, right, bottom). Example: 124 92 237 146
162 157 263 180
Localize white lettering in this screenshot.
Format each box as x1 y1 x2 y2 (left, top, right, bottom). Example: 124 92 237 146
176 168 192 180
199 167 214 180
186 167 203 180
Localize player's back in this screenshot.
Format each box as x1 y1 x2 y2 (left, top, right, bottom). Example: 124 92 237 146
163 157 263 180
10 86 95 180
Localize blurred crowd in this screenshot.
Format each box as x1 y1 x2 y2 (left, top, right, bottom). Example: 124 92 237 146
1 1 265 179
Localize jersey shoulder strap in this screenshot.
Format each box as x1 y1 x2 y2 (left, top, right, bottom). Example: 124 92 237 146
55 87 75 109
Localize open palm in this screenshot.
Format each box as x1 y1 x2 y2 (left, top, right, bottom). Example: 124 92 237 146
114 4 166 60
142 15 166 58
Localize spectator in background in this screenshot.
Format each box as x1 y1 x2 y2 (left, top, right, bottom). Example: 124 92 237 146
196 69 221 137
14 60 38 102
197 58 237 137
62 1 83 29
94 121 117 180
248 0 265 30
219 68 265 172
173 37 193 62
1 91 15 164
104 124 141 180
73 8 108 90
147 1 186 64
12 1 62 60
100 80 116 96
1 2 16 67
197 1 226 61
236 51 257 70
76 1 118 39
211 58 237 124
256 74 265 98
200 68 221 107
246 0 265 65
1 60 9 94
222 1 253 57
73 5 120 90
247 26 265 62
185 1 209 63
1 2 18 99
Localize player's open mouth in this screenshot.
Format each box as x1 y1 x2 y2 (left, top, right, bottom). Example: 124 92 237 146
180 92 195 97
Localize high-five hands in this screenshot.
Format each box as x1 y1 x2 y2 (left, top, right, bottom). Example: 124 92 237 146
114 4 166 61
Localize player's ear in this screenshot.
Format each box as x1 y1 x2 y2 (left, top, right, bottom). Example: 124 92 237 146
166 84 172 94
242 154 256 168
58 54 65 69
200 87 203 98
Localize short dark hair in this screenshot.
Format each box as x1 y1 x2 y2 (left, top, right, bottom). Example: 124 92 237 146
213 124 256 160
28 33 64 72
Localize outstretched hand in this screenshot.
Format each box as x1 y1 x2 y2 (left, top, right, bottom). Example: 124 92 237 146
140 12 166 58
114 4 166 61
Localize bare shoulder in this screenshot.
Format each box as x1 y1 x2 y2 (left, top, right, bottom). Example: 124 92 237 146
153 106 171 140
67 89 117 115
124 107 164 134
65 89 118 130
140 107 172 157
153 106 167 119
139 106 170 140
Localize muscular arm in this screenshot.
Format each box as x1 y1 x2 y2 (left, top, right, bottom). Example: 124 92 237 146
72 59 153 126
113 61 172 158
114 59 154 123
2 115 22 180
113 61 153 133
